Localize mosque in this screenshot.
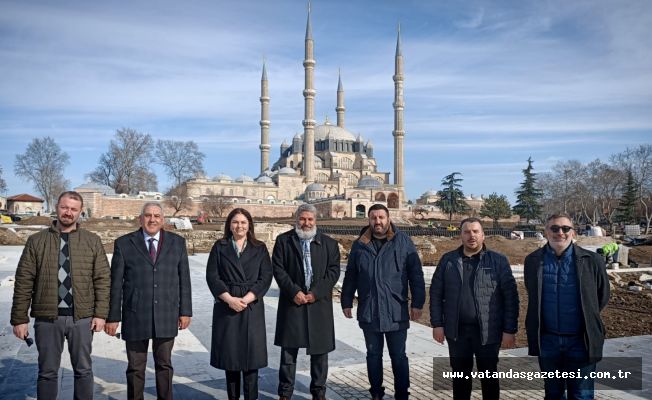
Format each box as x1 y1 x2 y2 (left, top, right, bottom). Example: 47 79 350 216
183 6 407 218
76 6 416 219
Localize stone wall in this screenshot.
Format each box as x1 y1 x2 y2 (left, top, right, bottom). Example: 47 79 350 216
81 194 301 219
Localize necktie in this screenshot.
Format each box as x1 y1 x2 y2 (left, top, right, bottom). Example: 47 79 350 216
148 238 157 263
302 239 313 289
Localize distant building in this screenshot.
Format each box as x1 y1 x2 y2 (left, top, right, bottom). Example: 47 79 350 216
6 194 45 214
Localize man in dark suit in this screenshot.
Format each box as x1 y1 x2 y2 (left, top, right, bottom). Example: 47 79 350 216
105 202 192 400
273 204 341 400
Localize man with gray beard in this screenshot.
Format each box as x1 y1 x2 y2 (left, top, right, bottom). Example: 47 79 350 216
272 204 341 400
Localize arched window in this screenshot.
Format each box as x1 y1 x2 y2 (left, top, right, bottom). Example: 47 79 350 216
375 192 386 201
388 193 399 209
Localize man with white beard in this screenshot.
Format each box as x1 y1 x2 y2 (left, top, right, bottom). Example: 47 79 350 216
272 204 341 400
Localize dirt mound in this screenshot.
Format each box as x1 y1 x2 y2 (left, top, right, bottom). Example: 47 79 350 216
15 216 52 226
0 228 25 245
82 218 139 229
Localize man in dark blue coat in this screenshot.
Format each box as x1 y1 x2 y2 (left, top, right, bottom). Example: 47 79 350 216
430 217 519 400
105 202 192 400
525 213 609 399
342 204 425 400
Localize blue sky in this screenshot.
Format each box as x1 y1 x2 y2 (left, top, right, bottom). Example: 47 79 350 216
1 0 650 204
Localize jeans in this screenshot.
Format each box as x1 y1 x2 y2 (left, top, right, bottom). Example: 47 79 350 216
539 333 597 400
446 325 500 400
34 316 94 400
362 328 409 399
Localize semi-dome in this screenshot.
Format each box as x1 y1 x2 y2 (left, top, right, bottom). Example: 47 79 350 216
255 175 273 184
423 189 438 196
235 174 254 183
305 183 325 192
75 182 116 195
214 173 233 182
357 175 382 189
278 167 297 175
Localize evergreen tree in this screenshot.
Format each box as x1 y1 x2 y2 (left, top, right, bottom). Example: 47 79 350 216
480 192 512 228
617 170 638 223
513 157 543 224
435 172 470 222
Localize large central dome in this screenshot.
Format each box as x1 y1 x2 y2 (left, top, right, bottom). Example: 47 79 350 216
314 119 356 141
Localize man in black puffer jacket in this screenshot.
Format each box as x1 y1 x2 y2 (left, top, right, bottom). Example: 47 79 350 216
430 217 519 400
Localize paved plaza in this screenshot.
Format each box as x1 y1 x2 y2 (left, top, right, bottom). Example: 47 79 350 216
0 246 649 399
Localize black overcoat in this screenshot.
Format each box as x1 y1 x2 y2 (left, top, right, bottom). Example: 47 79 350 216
272 229 341 354
206 239 272 370
108 229 193 341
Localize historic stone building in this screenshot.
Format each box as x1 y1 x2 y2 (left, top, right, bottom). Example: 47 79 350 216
77 7 410 219
183 7 407 217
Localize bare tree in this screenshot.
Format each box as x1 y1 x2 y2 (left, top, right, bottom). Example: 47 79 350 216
165 184 193 216
14 137 70 211
583 160 624 227
203 195 232 218
0 165 7 194
88 128 157 194
332 204 346 219
610 145 652 233
155 140 205 187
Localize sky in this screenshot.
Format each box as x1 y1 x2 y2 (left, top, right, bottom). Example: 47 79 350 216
1 0 651 204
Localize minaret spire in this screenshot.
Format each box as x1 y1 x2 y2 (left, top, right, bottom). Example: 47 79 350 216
259 60 271 173
393 23 405 192
302 1 316 183
336 68 345 128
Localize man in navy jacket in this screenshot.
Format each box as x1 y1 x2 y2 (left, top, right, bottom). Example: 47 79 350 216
524 213 609 399
342 204 425 400
430 217 519 400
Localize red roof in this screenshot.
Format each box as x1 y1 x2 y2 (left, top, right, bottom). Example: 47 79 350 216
7 193 45 202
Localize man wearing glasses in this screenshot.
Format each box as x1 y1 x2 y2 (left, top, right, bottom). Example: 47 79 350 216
524 213 610 399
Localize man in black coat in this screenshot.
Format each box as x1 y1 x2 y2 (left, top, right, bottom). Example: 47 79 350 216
524 213 609 399
273 204 341 400
105 202 192 400
430 217 518 400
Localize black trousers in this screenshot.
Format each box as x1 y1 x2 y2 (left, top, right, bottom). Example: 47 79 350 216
126 338 175 400
447 326 500 400
225 369 258 400
278 347 328 398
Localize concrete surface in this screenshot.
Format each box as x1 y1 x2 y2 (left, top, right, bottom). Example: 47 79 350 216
0 246 649 399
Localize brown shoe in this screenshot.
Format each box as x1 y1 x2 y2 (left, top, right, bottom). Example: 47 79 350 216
279 396 291 400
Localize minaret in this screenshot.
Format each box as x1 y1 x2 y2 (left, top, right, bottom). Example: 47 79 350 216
392 24 405 190
336 69 345 128
302 2 316 183
259 61 271 173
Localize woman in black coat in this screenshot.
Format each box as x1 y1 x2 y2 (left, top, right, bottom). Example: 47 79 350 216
206 208 272 400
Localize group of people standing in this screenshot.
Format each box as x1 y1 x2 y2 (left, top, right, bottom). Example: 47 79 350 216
10 190 609 400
